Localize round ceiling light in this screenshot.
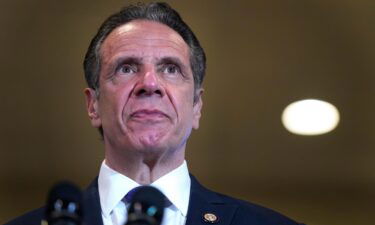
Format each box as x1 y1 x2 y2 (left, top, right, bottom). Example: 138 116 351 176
281 99 340 135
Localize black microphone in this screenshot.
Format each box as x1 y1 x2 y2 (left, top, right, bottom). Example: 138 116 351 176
125 186 166 225
45 181 83 225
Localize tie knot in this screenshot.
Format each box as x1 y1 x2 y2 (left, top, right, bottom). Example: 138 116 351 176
123 186 143 204
123 186 172 208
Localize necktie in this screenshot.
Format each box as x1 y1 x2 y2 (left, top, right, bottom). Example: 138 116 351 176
123 186 143 205
124 186 172 207
111 187 173 225
107 187 142 225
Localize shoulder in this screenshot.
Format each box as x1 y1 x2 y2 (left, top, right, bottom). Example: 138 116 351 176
216 192 303 225
189 175 304 225
4 207 45 225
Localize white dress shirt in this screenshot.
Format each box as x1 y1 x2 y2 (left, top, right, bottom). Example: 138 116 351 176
98 160 191 225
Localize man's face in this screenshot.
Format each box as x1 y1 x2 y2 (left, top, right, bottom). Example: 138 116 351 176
85 20 203 156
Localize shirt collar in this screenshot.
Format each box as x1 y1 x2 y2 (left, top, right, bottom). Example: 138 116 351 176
98 160 191 218
98 161 139 218
151 161 191 217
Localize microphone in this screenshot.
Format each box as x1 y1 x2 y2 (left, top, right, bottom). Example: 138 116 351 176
45 181 83 225
125 186 166 225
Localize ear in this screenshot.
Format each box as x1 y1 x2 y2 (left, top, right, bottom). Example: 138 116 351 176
192 88 204 130
84 88 102 128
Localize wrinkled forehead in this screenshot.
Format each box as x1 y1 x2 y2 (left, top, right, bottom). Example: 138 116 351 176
100 20 190 61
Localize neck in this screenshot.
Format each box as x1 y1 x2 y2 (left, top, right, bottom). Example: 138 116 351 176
104 146 186 185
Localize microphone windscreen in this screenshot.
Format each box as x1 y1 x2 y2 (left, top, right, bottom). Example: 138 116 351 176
45 181 83 225
126 186 165 225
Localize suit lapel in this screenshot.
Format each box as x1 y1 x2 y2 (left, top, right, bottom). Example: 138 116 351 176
186 175 238 225
83 178 104 225
81 176 238 225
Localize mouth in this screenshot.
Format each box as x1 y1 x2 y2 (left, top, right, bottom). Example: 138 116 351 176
130 109 169 121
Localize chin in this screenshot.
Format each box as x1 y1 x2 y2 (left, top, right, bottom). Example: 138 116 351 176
136 132 169 150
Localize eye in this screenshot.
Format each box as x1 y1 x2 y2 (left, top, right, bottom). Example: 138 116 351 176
119 64 137 74
162 64 180 75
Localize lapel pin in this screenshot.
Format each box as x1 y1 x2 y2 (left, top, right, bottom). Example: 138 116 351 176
203 212 219 223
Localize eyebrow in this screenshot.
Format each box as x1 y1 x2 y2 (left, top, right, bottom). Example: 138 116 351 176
107 55 189 75
156 56 189 71
106 56 142 75
113 56 142 68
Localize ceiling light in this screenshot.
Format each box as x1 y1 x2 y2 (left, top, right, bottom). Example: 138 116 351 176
281 99 340 135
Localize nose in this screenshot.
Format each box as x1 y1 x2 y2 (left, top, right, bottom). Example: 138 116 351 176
133 69 165 98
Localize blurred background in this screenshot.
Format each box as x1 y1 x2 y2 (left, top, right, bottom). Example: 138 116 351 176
1 0 374 224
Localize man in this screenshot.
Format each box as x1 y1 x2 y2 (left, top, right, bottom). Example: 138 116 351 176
6 2 304 225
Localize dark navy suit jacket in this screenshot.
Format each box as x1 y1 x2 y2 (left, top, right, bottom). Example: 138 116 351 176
5 175 304 225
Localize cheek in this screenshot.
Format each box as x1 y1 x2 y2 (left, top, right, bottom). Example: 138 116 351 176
176 90 195 120
99 84 133 117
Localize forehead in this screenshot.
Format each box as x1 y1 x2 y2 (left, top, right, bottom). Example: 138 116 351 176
100 20 190 62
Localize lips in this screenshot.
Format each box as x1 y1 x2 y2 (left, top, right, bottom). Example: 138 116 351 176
130 109 169 120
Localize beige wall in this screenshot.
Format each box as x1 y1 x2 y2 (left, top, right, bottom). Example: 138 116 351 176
1 0 374 224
